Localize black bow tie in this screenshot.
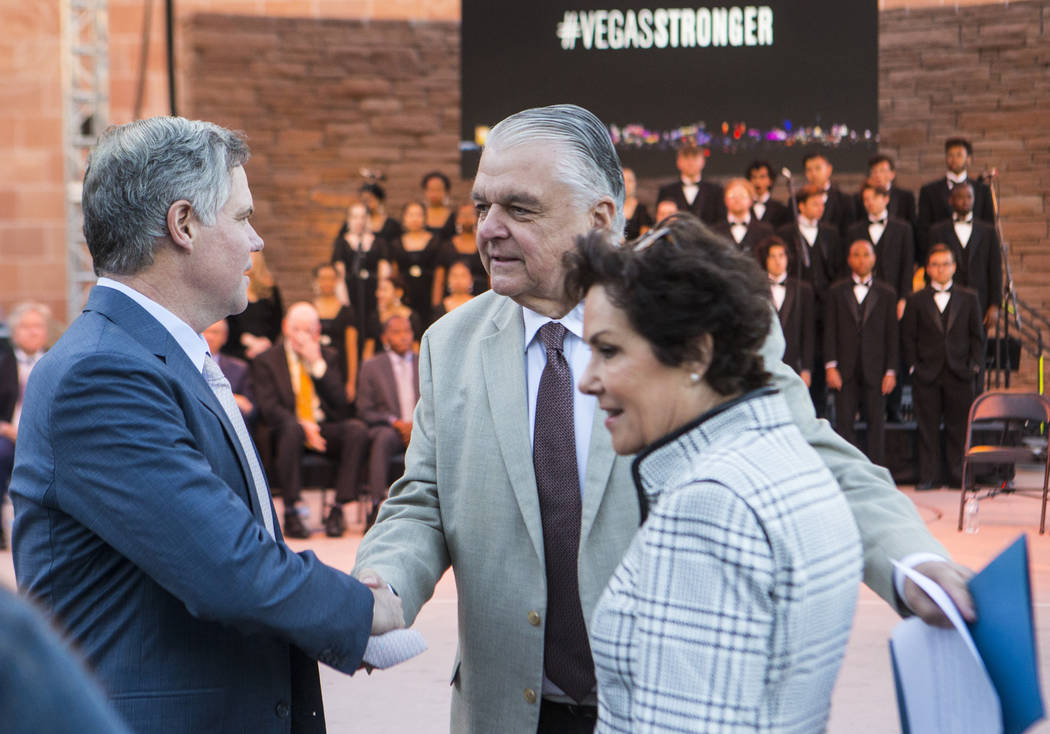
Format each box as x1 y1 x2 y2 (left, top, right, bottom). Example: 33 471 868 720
953 213 973 223
869 217 886 226
854 279 872 288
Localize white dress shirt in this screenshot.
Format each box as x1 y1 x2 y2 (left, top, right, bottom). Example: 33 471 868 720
798 216 819 246
867 212 888 244
728 215 750 244
769 274 788 311
932 280 953 313
852 273 873 304
680 177 700 205
97 278 208 371
954 212 974 247
753 192 770 221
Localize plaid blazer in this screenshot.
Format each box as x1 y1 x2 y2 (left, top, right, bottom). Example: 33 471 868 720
590 389 862 733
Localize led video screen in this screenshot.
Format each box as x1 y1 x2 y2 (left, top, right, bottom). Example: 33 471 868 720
461 0 878 178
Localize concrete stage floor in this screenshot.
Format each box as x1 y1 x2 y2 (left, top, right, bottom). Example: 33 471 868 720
4 476 1050 733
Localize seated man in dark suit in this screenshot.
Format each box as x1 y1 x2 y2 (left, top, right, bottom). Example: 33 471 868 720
855 154 917 240
762 237 815 386
254 301 370 538
917 137 994 260
825 240 899 466
746 160 791 227
356 314 420 528
203 318 255 425
901 245 984 490
803 152 856 240
928 182 1002 330
713 178 775 261
655 141 725 225
848 183 915 319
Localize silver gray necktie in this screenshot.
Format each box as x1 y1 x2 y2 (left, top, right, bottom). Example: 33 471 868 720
202 354 276 539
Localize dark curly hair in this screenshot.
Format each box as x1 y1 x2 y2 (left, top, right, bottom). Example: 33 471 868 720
564 213 771 396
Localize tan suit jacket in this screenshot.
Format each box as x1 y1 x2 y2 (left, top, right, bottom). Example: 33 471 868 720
355 289 947 733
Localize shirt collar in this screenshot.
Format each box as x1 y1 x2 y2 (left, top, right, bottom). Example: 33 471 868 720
769 274 788 285
852 273 873 287
680 176 701 187
729 215 750 226
13 348 43 365
97 277 209 373
798 216 818 228
523 302 585 353
947 171 968 185
756 192 771 204
868 212 887 223
954 211 974 223
932 280 953 293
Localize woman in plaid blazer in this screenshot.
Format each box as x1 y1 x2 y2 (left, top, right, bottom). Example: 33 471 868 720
568 214 863 733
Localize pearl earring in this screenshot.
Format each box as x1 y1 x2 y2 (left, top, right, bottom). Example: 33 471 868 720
689 373 701 384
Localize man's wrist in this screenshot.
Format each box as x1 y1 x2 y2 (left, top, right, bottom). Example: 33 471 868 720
893 552 949 611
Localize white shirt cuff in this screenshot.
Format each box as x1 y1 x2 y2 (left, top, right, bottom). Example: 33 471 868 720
892 552 949 611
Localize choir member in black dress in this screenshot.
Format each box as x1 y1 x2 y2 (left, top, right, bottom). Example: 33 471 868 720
330 201 390 331
359 181 402 242
431 259 476 320
421 170 456 240
622 167 653 240
361 275 423 362
223 250 283 361
448 203 488 296
388 201 447 326
313 262 359 402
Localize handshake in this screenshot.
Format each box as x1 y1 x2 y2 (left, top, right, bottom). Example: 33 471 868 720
359 568 405 636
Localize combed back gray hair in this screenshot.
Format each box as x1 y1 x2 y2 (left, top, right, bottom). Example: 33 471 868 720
82 116 250 276
484 104 626 234
7 302 51 330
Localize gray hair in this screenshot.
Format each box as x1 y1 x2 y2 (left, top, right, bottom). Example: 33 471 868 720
82 116 251 276
484 104 625 234
7 302 51 330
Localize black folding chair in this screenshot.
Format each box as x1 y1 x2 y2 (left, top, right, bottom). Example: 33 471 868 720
957 391 1050 532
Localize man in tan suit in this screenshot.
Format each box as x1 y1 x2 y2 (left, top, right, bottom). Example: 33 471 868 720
354 104 974 733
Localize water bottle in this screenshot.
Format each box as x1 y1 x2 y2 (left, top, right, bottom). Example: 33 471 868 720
963 496 979 534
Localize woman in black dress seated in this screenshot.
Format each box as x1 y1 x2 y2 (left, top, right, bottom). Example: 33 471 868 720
330 200 390 329
312 262 359 402
223 250 283 361
421 170 456 240
388 201 446 326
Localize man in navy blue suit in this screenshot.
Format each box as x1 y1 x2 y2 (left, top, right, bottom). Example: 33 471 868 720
10 116 403 734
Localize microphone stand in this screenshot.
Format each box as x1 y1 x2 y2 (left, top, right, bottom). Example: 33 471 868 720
988 170 1019 390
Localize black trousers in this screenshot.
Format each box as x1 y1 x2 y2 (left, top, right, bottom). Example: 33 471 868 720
537 699 597 734
834 377 887 466
914 371 974 486
271 416 368 504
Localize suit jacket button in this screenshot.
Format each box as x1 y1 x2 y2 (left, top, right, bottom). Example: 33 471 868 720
275 701 291 719
527 610 541 626
524 688 537 704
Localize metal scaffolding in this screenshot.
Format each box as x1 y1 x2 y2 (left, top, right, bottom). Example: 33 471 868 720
62 0 109 325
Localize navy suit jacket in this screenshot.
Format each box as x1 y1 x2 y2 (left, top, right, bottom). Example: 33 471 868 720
11 286 374 734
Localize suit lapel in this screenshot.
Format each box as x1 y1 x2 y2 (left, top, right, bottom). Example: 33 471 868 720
945 290 960 333
780 282 796 322
580 406 616 546
85 287 265 520
861 285 878 326
480 300 545 561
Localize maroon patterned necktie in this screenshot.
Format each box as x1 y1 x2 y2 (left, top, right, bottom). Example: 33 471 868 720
533 321 594 702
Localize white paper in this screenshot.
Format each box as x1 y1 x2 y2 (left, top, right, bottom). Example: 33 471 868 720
361 628 427 670
890 561 1002 734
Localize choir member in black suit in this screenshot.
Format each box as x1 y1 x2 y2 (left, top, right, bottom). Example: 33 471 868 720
803 152 856 240
901 245 984 489
917 137 994 260
927 182 1002 329
713 179 775 260
777 184 842 418
622 167 653 240
776 184 842 296
848 183 915 319
762 237 815 385
746 160 792 228
825 240 899 465
855 154 917 237
655 141 725 225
